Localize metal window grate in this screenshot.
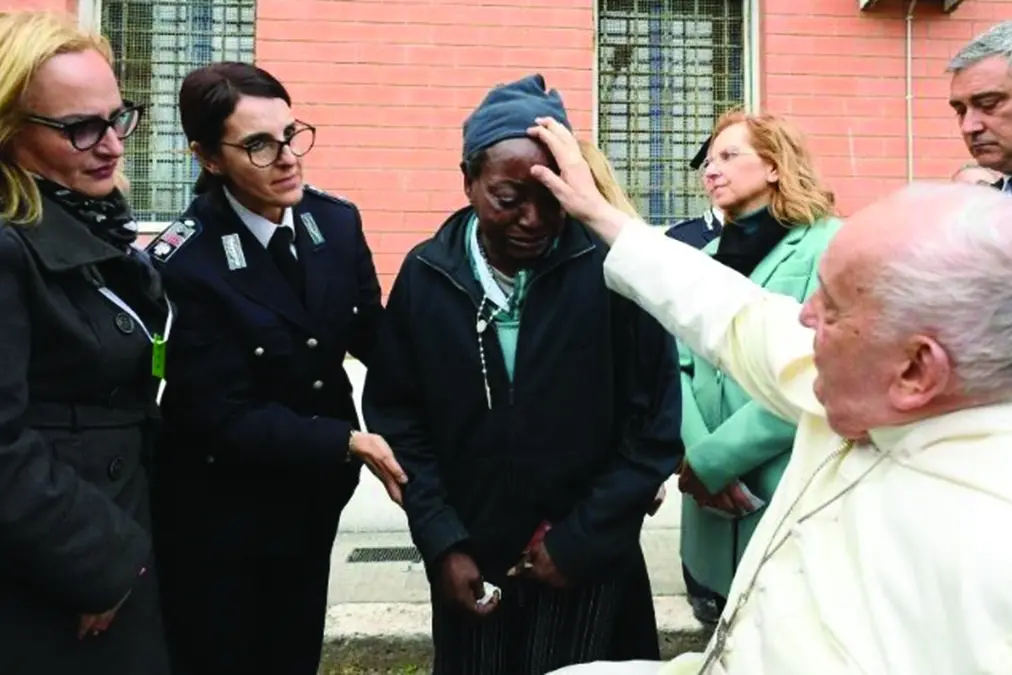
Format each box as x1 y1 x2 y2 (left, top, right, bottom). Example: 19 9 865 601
102 0 256 222
346 546 423 564
598 0 746 226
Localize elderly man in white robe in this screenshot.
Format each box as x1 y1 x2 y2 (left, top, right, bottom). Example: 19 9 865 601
525 117 1012 675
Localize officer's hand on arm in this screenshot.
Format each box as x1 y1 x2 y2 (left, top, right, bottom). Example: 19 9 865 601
349 430 408 505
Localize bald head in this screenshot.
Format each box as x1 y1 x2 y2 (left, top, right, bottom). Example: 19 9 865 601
952 163 1002 185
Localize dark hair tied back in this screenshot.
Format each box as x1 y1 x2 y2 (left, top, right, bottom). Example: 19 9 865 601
178 61 291 194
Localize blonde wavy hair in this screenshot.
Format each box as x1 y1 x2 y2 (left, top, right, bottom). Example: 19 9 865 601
711 110 834 226
579 139 641 219
0 11 119 225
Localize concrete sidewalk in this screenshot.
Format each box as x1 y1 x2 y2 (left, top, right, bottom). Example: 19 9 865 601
321 362 709 671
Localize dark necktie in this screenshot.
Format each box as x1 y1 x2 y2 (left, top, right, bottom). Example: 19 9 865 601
267 227 305 303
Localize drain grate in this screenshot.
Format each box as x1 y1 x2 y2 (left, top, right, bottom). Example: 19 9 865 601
346 546 422 564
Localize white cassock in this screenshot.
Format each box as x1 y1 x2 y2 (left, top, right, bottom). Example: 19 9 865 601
549 223 1012 675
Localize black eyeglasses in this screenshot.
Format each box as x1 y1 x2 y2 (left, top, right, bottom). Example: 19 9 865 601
24 102 145 151
221 124 316 169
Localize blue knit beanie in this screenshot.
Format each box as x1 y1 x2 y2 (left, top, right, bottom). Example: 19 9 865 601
462 73 571 159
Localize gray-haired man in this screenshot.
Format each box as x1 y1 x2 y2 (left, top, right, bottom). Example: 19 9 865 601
949 20 1012 192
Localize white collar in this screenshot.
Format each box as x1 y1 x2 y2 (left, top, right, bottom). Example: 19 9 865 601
222 186 295 249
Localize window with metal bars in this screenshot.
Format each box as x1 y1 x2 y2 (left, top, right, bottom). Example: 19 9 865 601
598 0 747 226
100 0 256 224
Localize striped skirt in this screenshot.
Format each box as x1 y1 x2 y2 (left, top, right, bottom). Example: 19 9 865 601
431 551 658 675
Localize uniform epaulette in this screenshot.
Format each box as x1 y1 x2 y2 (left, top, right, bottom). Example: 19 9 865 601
146 217 201 264
666 217 695 231
303 183 353 207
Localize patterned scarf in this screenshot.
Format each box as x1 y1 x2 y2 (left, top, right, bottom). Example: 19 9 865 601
35 176 165 319
35 176 139 251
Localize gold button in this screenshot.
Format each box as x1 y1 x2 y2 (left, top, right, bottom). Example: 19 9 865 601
312 380 324 390
306 338 318 348
254 347 264 356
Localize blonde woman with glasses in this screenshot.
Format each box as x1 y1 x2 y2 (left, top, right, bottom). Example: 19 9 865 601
0 11 170 675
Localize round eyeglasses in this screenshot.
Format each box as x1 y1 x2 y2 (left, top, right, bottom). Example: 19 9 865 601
221 124 316 169
24 102 145 152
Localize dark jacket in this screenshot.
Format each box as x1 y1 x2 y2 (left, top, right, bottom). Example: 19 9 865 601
150 185 382 555
666 208 723 249
362 207 682 584
0 199 170 675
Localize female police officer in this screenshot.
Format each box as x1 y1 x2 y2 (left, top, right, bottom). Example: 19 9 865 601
0 10 170 675
148 62 406 675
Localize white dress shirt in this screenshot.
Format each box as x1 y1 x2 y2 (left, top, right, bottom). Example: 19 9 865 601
222 186 297 259
550 223 1012 675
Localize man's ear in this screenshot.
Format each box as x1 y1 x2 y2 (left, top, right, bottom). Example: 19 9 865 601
889 335 953 412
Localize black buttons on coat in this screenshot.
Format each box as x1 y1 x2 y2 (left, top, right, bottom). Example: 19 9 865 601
114 312 135 334
107 455 125 480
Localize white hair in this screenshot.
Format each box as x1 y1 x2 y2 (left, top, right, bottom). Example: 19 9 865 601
873 183 1012 399
948 20 1012 72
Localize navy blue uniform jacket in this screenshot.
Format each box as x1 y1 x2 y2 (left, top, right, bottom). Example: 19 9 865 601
362 207 683 583
148 185 382 553
665 210 723 249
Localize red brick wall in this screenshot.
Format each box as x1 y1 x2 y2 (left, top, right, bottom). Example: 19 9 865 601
762 0 1009 216
255 0 596 290
7 0 1011 289
0 0 75 11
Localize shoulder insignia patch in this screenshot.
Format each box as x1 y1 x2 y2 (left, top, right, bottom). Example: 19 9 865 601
146 217 201 264
303 183 352 207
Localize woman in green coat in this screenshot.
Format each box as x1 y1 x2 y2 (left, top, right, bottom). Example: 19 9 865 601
676 110 840 622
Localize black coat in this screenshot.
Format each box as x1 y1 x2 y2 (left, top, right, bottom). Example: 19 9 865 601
0 200 170 675
150 185 382 555
363 207 683 584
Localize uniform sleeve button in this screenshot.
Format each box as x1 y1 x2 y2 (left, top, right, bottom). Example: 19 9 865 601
254 347 264 356
352 306 359 315
312 380 324 390
205 455 216 464
306 338 318 348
